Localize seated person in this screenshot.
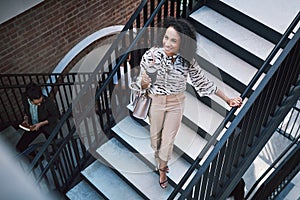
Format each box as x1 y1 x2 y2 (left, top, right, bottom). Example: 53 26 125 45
16 82 59 154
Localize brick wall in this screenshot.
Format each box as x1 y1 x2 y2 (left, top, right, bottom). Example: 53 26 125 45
0 0 140 74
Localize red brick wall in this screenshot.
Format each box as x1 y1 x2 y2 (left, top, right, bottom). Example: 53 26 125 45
0 0 140 74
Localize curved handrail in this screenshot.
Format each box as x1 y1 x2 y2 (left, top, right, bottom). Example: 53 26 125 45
169 11 300 199
72 0 150 107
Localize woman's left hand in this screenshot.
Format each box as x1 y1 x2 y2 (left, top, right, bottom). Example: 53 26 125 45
227 97 243 108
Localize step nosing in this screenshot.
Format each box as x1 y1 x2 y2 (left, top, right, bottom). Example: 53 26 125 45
195 33 258 86
81 160 144 199
190 6 275 60
96 138 175 199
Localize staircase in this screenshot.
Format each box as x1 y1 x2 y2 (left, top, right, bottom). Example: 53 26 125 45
0 126 23 156
66 0 300 200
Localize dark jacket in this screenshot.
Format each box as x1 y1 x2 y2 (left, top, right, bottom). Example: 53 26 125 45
23 94 59 135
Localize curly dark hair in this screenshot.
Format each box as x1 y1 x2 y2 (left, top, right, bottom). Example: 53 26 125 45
156 17 197 62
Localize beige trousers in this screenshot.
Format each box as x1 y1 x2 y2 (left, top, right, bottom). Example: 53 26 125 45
148 93 185 161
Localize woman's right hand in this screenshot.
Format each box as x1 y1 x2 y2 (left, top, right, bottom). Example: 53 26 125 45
141 72 151 89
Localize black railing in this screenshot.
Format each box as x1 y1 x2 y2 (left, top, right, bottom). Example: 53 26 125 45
277 101 300 141
251 143 300 200
243 99 300 199
246 119 300 199
1 0 198 193
71 0 185 137
70 0 200 162
0 72 103 192
0 73 96 129
2 0 298 198
170 12 300 199
259 144 300 199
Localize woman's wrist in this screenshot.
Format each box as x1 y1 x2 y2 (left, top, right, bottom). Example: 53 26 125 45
225 96 231 105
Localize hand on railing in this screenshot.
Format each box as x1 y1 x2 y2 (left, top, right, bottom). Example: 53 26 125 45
226 97 243 108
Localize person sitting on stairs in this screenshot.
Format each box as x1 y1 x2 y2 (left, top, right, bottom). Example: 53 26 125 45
16 82 59 160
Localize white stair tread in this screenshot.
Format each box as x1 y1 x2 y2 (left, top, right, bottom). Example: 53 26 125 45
221 0 300 34
128 90 225 137
112 116 193 184
190 6 275 60
66 180 105 200
96 138 178 199
258 132 293 165
81 160 143 200
184 91 224 135
242 153 271 192
196 33 258 86
243 131 293 194
0 126 24 156
0 126 22 146
177 123 213 161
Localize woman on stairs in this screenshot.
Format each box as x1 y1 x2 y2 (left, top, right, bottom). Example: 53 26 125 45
137 17 243 189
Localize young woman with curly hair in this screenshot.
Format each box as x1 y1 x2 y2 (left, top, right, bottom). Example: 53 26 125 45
137 17 242 189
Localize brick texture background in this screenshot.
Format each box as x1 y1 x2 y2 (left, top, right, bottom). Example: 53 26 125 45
0 0 140 74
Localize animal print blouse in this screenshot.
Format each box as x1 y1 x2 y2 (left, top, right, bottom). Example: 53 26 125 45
137 47 217 96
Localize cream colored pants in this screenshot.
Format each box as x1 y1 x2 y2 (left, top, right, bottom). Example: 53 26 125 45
148 93 185 161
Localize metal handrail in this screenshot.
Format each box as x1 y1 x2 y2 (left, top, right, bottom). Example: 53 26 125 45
1 0 197 193
169 11 300 199
0 72 94 127
27 0 170 184
6 1 298 196
245 132 300 199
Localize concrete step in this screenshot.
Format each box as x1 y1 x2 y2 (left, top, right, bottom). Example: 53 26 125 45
66 180 105 200
243 132 294 195
183 91 224 135
183 89 234 142
128 88 227 138
0 126 23 156
220 0 300 34
81 160 144 200
111 116 195 184
0 126 22 145
117 113 211 163
190 6 275 60
195 33 260 88
96 138 180 199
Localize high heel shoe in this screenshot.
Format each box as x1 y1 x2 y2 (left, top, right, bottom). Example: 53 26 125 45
159 166 168 189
